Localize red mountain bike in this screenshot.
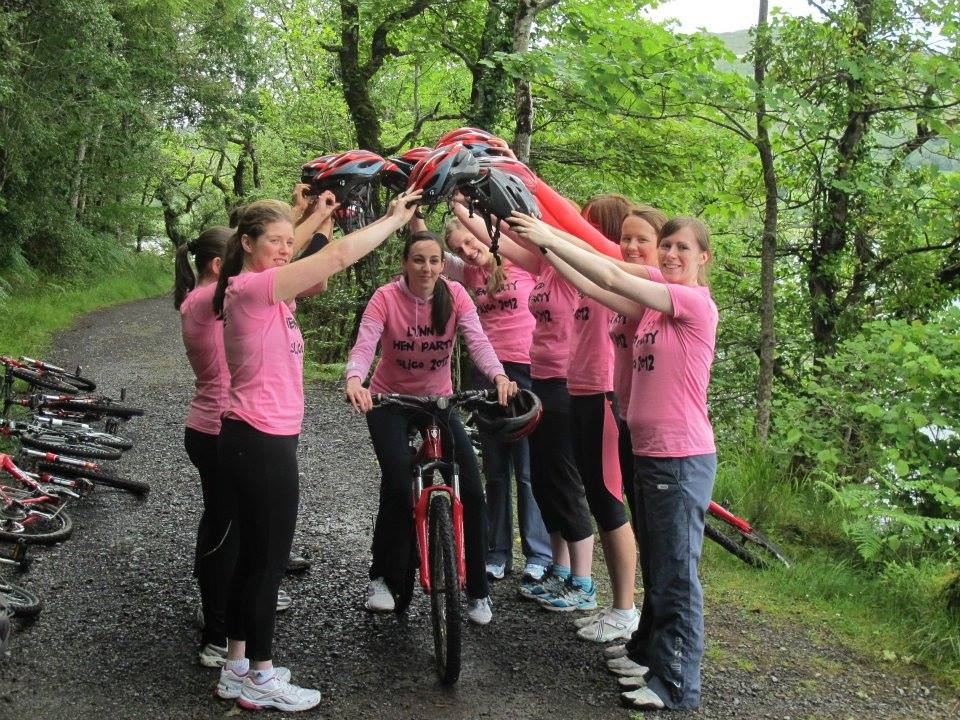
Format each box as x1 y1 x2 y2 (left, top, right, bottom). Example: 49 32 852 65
704 500 791 568
370 389 494 685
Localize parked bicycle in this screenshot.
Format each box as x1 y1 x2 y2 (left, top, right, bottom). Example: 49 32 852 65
0 454 74 544
704 500 791 568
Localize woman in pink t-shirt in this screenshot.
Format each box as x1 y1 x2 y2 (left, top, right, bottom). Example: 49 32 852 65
441 218 552 586
210 189 421 712
512 213 717 713
344 231 515 626
450 201 596 614
175 226 235 667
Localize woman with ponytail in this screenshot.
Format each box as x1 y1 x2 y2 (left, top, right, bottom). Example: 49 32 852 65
344 230 517 626
175 226 238 671
213 188 421 712
440 217 552 585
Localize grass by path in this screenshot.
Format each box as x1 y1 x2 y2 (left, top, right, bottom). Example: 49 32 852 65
0 254 169 356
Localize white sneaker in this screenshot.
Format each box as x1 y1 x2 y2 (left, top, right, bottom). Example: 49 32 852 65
276 588 292 612
620 686 665 710
236 673 321 712
485 562 506 580
365 577 395 612
618 675 647 689
466 596 493 625
216 666 292 700
577 608 639 643
573 605 611 628
521 562 547 581
607 655 650 677
198 642 227 668
604 643 629 659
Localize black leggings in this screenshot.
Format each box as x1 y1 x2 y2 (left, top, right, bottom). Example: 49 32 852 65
218 419 299 662
366 404 489 599
617 417 638 531
571 393 629 533
528 378 593 543
184 427 239 647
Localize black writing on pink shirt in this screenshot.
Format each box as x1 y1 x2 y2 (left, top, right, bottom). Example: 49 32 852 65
406 324 438 337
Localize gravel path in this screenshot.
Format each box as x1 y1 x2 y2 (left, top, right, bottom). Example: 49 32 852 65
0 296 957 719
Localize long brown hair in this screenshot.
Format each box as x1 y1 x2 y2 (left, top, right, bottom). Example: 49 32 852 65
405 231 452 334
442 217 508 298
582 193 632 243
659 216 713 286
173 226 232 310
213 200 294 318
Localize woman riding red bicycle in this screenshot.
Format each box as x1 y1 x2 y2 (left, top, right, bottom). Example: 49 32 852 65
345 230 517 626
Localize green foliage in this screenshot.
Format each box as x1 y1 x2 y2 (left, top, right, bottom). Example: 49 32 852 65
774 310 960 563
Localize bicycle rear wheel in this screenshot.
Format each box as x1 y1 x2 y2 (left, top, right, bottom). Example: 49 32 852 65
10 368 78 394
704 515 791 568
20 431 122 461
35 460 150 496
428 493 462 685
0 581 42 618
0 502 73 544
41 398 144 419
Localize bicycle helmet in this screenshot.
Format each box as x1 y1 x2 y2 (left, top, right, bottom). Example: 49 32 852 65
311 150 386 202
435 126 498 147
464 167 541 221
300 154 336 186
476 155 539 190
378 159 408 194
470 389 542 442
407 143 480 205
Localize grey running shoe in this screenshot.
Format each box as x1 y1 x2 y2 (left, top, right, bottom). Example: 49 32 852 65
236 672 321 712
216 666 292 700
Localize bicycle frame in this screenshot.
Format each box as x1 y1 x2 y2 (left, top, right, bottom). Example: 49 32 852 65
411 422 466 594
708 500 753 534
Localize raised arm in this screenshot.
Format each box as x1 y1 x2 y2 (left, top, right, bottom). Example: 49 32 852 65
274 189 422 303
451 202 541 274
511 213 674 315
541 241 645 319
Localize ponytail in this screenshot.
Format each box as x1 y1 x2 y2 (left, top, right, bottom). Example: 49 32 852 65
484 256 508 298
174 226 232 310
212 200 293 318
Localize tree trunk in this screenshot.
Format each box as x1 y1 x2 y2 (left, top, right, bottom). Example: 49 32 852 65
512 2 536 164
467 0 513 130
69 137 89 214
338 0 384 153
807 0 874 355
754 0 778 443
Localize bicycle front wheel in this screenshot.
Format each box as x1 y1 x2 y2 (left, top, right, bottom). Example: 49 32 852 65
0 581 42 618
20 431 123 461
0 502 73 544
428 493 462 685
35 461 150 496
705 515 791 568
10 368 79 394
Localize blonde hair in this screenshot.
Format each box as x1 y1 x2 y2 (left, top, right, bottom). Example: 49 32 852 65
442 217 508 298
625 204 668 235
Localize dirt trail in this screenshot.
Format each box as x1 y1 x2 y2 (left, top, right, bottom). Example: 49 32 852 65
0 296 956 719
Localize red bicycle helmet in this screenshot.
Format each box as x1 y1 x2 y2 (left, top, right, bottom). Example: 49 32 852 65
470 389 543 442
312 150 386 201
435 126 497 147
300 155 337 186
407 143 480 205
476 156 539 190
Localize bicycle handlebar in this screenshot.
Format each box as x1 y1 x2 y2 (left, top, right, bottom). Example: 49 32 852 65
371 388 496 411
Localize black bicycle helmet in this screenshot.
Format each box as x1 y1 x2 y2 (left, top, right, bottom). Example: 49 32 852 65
465 167 541 221
407 143 480 205
471 389 543 442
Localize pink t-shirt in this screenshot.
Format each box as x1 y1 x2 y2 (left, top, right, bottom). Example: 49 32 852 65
609 312 639 419
609 266 664 419
180 282 230 435
221 267 305 435
568 292 615 395
627 282 718 457
528 261 579 380
444 256 536 364
345 277 505 396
